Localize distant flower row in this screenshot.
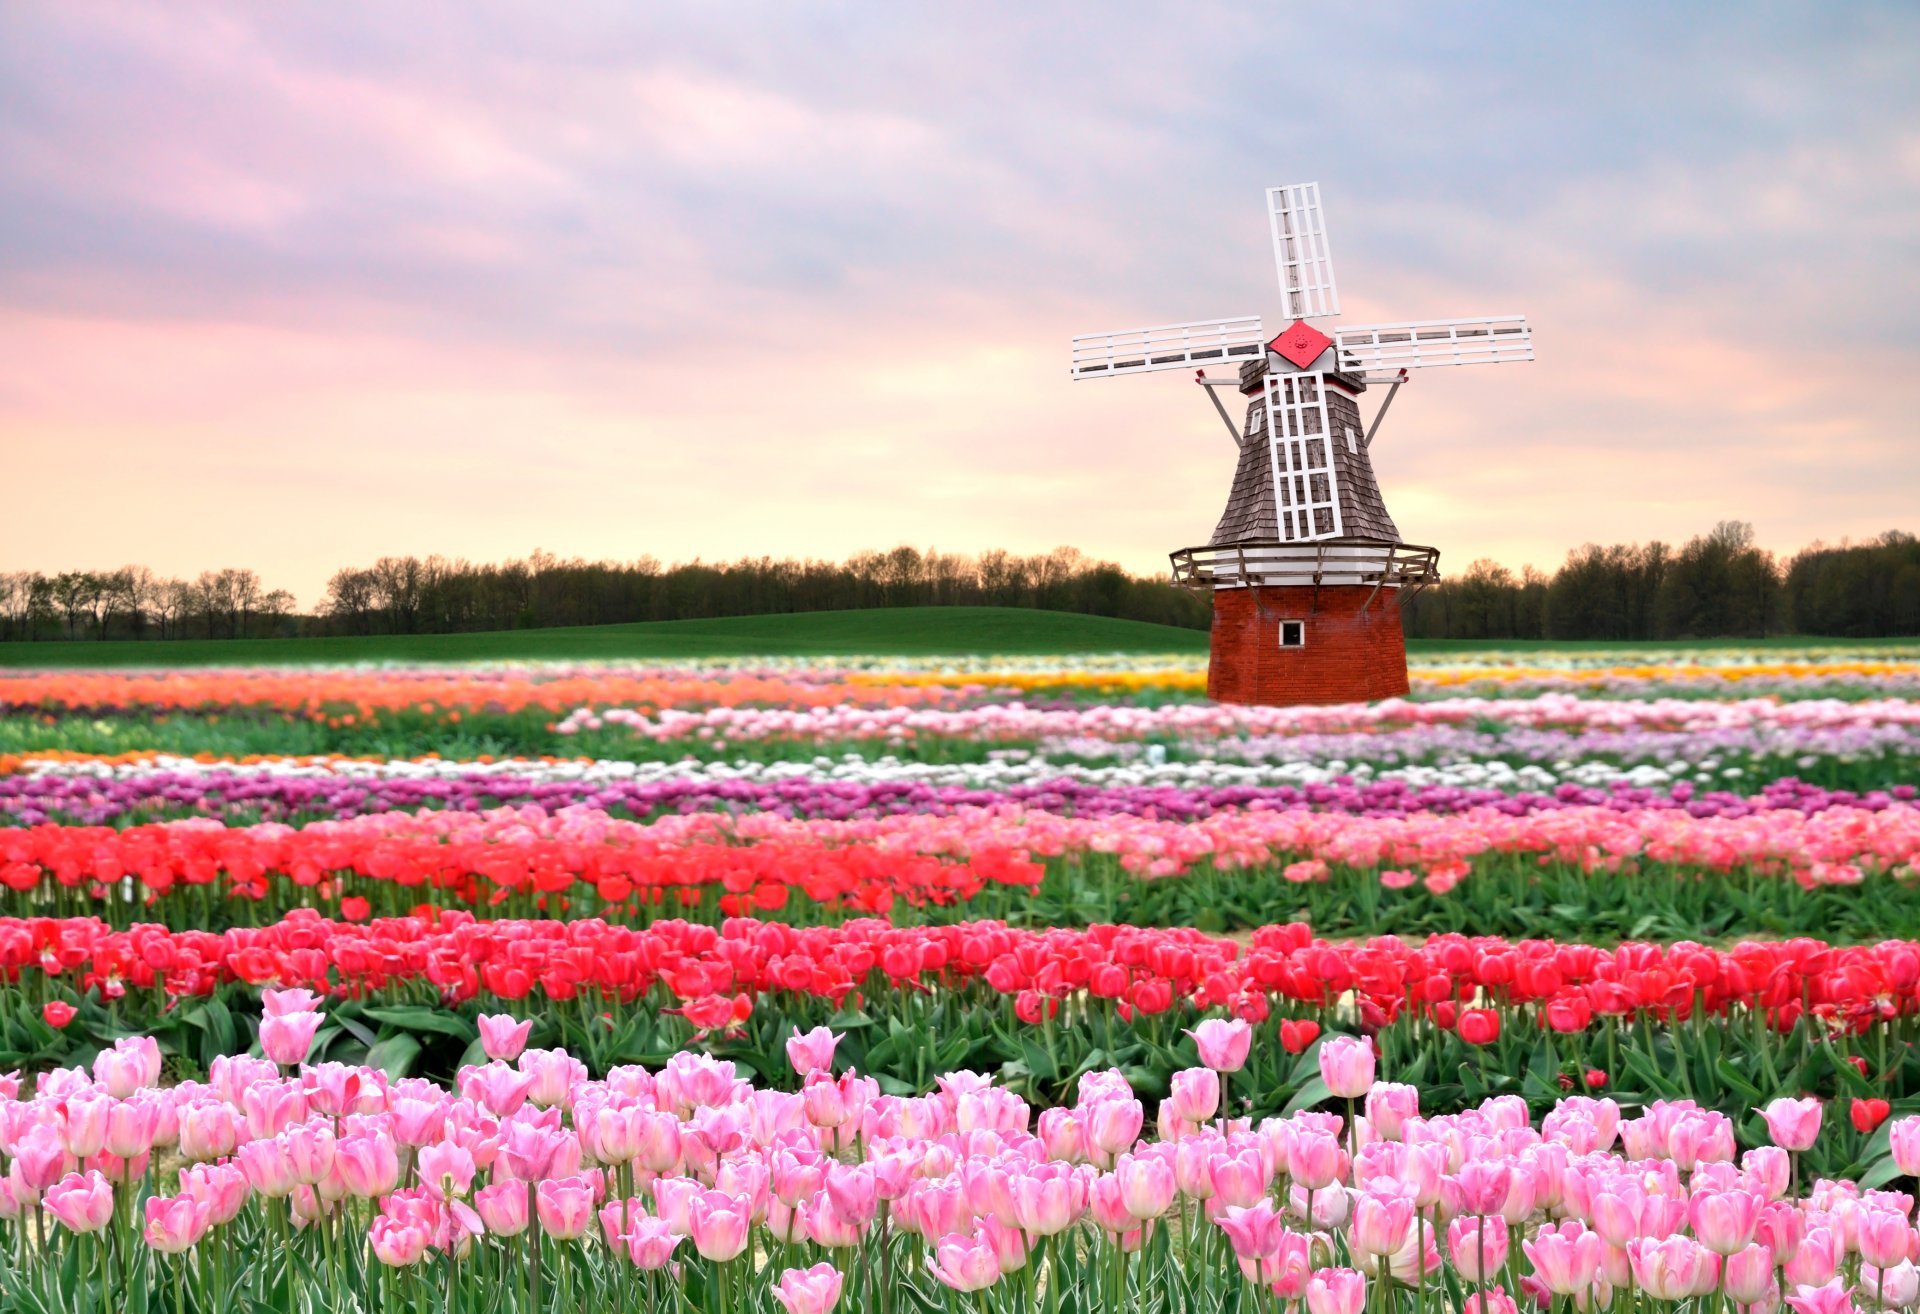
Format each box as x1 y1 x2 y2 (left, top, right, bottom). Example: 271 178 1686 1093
3 652 1917 719
4 750 1910 828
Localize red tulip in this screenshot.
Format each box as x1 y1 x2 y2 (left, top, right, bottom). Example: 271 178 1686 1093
1851 1098 1892 1133
1279 1019 1321 1054
43 1000 76 1029
1459 1010 1501 1046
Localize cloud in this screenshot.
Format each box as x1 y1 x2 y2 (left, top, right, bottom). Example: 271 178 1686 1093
2 1 1916 603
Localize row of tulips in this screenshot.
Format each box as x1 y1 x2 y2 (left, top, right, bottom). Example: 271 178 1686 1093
551 695 1920 745
5 913 1920 1142
4 654 1917 713
0 668 995 719
6 1007 1920 1313
11 696 1920 776
4 752 1914 829
4 800 1917 938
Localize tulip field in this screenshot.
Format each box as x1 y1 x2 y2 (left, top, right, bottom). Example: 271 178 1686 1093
2 645 1920 1313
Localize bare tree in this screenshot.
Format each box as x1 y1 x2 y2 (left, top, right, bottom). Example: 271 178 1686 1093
0 572 35 641
370 556 424 633
51 572 98 639
151 578 192 639
324 567 379 635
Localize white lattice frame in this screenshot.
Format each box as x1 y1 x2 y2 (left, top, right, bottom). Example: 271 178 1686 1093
1334 316 1532 372
1267 183 1341 321
1264 371 1343 542
1069 317 1265 380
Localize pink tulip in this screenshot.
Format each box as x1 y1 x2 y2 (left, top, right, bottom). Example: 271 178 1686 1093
460 1062 536 1118
61 1092 111 1158
1691 1189 1766 1255
1187 1019 1252 1074
178 1163 249 1227
1725 1244 1777 1304
1785 1279 1858 1314
259 1011 324 1067
1449 1214 1511 1282
242 1081 308 1140
687 1189 751 1262
1036 1108 1086 1162
237 1137 299 1197
1086 1099 1145 1161
1868 1262 1920 1309
1857 1207 1913 1269
773 1262 845 1314
519 1049 586 1109
1628 1236 1720 1301
596 1212 665 1268
535 1176 595 1241
785 1027 841 1077
94 1037 161 1097
1217 1200 1286 1265
1166 1068 1221 1126
928 1229 1002 1292
1287 1131 1345 1191
178 1099 241 1162
1115 1153 1176 1221
369 1216 431 1267
824 1163 878 1228
13 1123 72 1193
1525 1220 1605 1296
1744 1146 1791 1199
803 1195 864 1249
262 988 323 1017
477 1015 533 1063
142 1194 212 1254
1462 1289 1520 1314
417 1141 477 1199
1010 1167 1079 1236
1349 1192 1414 1259
468 1181 527 1236
43 1172 114 1234
1366 1084 1420 1141
1760 1098 1824 1153
498 1119 570 1182
1306 1267 1368 1314
336 1135 401 1198
281 1121 335 1186
1318 1036 1375 1100
1784 1227 1841 1288
1208 1146 1269 1210
1892 1119 1920 1177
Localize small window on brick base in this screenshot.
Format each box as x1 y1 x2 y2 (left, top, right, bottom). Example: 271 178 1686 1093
1279 620 1306 648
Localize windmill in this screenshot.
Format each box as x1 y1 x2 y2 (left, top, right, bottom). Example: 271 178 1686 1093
1069 182 1534 706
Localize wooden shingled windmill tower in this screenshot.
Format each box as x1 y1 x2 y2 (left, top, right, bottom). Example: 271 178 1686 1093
1069 182 1534 706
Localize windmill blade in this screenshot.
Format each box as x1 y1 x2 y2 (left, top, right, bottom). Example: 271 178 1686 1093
1334 316 1533 372
1070 317 1265 380
1267 183 1341 320
1263 370 1344 542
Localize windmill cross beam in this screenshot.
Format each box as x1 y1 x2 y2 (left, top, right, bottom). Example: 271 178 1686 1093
1066 181 1536 708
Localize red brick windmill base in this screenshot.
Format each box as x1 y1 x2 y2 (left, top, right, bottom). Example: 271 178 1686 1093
1207 585 1411 706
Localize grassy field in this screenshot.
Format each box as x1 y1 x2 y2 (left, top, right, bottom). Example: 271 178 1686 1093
1 608 1910 668
0 607 1211 667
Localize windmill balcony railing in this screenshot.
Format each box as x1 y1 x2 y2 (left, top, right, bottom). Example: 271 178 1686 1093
1168 537 1440 596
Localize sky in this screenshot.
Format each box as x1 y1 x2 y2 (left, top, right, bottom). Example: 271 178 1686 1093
3 2 1917 608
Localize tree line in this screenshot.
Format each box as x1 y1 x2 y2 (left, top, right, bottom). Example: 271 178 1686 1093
0 547 1208 642
3 525 1915 643
1401 524 1920 641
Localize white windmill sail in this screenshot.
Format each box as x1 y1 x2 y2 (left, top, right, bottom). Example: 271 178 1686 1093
1267 183 1340 321
1264 371 1343 542
1069 317 1265 380
1334 316 1532 372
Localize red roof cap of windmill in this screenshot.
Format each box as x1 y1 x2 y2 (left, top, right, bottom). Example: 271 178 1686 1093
1269 319 1332 371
